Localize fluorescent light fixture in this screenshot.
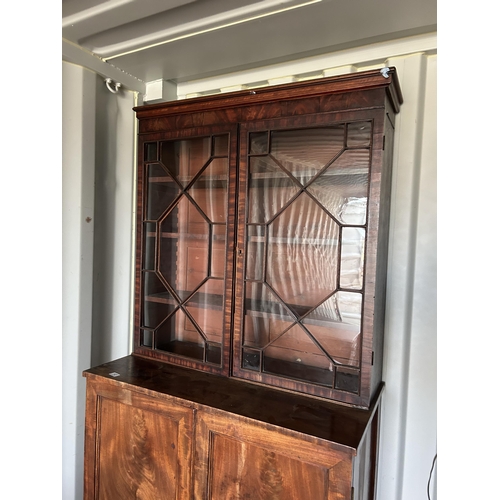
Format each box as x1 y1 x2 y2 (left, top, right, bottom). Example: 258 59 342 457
103 0 322 60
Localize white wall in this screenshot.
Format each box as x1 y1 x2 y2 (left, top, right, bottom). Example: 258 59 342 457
62 61 136 500
62 32 437 500
62 62 97 500
91 68 136 366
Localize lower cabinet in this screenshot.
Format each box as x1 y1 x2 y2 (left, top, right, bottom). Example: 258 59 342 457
194 411 353 499
83 356 382 500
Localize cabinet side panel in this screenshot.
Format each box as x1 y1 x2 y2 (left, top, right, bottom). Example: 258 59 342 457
370 110 396 401
352 407 380 500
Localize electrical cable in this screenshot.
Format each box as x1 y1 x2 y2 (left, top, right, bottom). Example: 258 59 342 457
427 453 437 500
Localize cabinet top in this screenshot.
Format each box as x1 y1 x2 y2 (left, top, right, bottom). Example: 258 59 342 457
134 66 403 119
84 355 383 450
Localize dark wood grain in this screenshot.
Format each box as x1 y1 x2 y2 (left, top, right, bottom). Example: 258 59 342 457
132 70 402 409
84 374 194 499
84 357 382 500
84 355 382 447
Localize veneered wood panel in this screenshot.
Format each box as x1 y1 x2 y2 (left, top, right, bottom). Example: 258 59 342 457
209 434 329 500
194 409 353 500
97 398 179 499
84 377 194 500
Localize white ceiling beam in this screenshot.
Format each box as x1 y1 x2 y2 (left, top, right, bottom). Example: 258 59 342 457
62 38 146 95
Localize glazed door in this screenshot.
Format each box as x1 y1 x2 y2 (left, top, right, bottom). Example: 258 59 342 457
134 124 238 375
233 109 386 405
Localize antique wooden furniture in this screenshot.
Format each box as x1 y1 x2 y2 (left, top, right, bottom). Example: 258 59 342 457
84 67 402 499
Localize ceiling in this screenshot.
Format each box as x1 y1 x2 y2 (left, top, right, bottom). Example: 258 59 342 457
62 0 437 86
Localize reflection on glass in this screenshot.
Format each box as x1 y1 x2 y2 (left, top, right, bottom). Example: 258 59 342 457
146 163 180 220
307 150 369 225
248 157 300 223
211 225 226 279
143 222 156 271
347 121 372 147
267 193 339 317
249 131 268 154
246 225 265 281
241 122 372 385
270 127 345 185
340 227 365 289
160 137 211 187
243 282 295 348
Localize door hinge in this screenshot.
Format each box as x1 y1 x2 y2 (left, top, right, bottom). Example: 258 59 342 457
382 135 386 150
351 486 355 500
371 351 374 365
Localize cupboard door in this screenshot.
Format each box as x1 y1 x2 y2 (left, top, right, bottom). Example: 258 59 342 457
194 409 353 500
84 379 194 500
134 126 238 375
233 110 386 406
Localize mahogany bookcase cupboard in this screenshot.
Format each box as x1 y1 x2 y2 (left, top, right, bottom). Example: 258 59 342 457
83 67 403 500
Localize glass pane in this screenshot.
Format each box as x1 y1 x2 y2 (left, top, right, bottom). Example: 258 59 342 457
267 193 339 317
156 308 205 361
211 225 226 278
189 158 228 223
247 157 300 223
213 134 229 156
263 324 333 387
144 142 158 161
340 227 365 289
301 292 361 366
206 343 222 365
301 291 361 367
249 132 268 154
186 279 224 344
146 163 180 220
246 225 265 281
336 291 362 328
242 348 261 371
270 127 345 185
159 197 209 296
160 137 211 187
335 367 360 393
307 150 369 225
142 272 177 329
347 121 372 147
141 329 153 348
243 282 296 349
143 222 156 271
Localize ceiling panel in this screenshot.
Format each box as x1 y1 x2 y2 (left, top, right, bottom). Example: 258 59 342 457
62 0 437 84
